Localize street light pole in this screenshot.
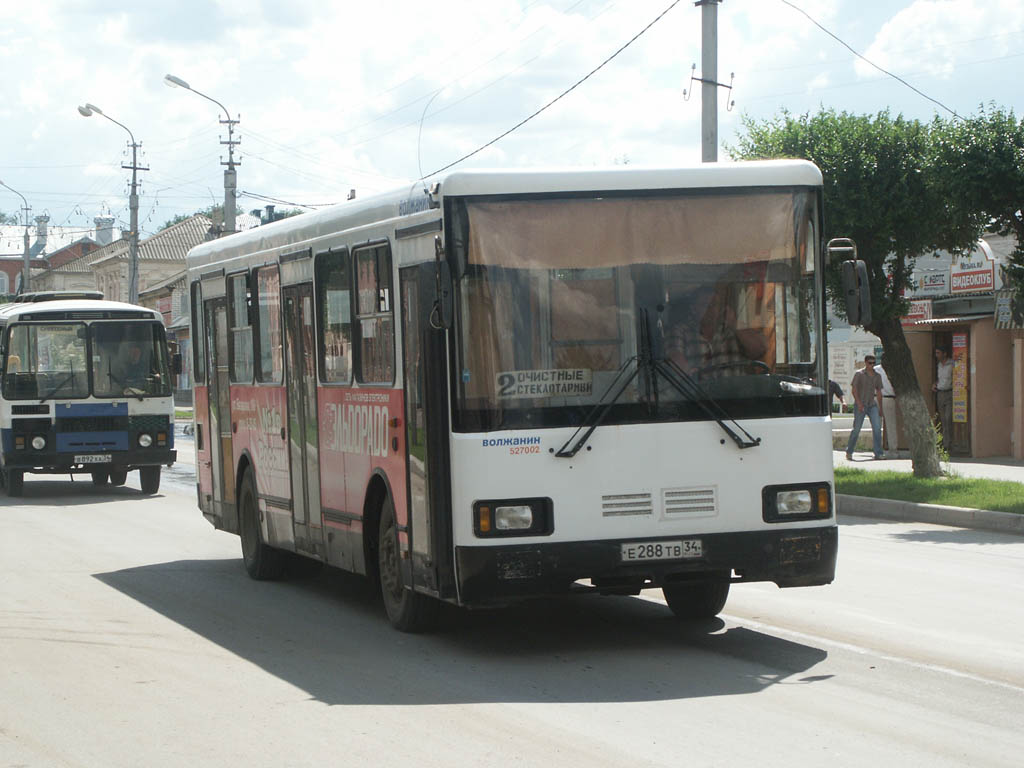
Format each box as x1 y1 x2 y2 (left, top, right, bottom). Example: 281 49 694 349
164 74 240 235
77 103 147 304
0 179 32 294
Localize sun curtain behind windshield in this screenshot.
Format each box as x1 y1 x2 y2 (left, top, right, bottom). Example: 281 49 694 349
3 321 171 400
450 190 825 432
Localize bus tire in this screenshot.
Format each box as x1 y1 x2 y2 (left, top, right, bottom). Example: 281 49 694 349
139 466 161 495
4 468 24 497
663 579 730 620
91 471 109 486
239 468 284 580
378 495 438 633
109 469 128 486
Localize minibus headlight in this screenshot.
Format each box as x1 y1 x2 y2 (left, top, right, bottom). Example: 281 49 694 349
138 433 153 448
777 490 812 515
474 498 553 537
31 435 46 450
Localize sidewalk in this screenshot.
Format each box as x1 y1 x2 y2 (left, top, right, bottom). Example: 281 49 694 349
833 449 1024 535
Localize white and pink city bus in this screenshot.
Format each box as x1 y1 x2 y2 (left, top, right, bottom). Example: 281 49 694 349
187 160 858 632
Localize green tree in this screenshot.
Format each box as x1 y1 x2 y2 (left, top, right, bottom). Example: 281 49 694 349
0 210 18 225
731 108 976 476
932 105 1024 322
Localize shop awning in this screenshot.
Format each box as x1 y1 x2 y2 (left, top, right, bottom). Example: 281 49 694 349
912 314 991 325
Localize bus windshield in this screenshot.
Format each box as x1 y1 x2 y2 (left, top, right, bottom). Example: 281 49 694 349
2 321 171 400
450 189 825 432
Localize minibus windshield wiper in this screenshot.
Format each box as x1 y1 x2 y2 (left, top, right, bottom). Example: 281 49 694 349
38 361 77 403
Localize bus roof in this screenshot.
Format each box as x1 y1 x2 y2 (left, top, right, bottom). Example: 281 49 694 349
0 298 163 323
186 159 822 272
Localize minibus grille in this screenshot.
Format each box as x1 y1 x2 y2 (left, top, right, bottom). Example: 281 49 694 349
57 416 130 432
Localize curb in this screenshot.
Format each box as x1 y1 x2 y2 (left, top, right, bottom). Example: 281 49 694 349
837 494 1024 536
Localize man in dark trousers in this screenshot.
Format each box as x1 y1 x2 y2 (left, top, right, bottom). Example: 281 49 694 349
845 354 884 460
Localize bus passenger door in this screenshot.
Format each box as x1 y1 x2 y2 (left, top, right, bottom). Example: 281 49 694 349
400 264 455 600
283 284 323 558
205 297 236 530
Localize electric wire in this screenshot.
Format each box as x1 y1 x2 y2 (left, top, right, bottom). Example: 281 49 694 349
422 0 684 178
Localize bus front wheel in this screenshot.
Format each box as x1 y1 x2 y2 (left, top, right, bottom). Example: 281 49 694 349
662 579 730 620
91 471 109 486
109 470 127 486
378 496 438 632
140 466 160 495
239 468 284 580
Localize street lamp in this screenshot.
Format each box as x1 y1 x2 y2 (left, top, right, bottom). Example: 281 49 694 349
164 73 240 235
0 178 31 294
77 103 146 304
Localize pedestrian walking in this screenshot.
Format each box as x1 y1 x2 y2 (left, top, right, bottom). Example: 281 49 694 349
933 346 954 449
845 354 884 460
875 359 898 454
829 379 846 412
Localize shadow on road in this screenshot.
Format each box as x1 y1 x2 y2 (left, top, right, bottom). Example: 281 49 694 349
0 478 166 506
95 558 829 706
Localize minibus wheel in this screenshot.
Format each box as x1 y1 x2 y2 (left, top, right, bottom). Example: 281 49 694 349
140 466 160 495
109 469 127 486
91 471 109 486
378 496 438 632
239 468 284 580
662 578 730 620
3 468 23 497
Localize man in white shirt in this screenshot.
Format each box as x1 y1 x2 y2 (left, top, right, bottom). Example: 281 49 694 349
933 346 954 448
875 359 898 454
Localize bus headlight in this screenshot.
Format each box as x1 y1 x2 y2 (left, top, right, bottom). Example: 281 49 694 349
762 484 831 522
474 498 553 538
31 435 47 450
138 433 153 448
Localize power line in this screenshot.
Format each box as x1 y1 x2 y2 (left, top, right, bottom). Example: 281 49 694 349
423 0 685 179
778 0 963 119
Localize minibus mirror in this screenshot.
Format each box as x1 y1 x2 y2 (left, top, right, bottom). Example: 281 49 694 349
171 352 183 376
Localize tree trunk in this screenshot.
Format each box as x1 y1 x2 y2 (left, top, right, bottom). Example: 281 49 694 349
871 316 943 477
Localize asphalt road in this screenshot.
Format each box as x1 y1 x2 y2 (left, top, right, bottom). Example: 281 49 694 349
1 445 1022 767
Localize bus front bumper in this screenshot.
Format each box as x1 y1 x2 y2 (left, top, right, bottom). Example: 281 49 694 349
2 448 177 474
454 525 838 606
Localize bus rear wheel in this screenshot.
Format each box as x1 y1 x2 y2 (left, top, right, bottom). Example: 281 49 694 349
662 578 730 620
378 496 437 632
239 468 284 580
140 466 161 495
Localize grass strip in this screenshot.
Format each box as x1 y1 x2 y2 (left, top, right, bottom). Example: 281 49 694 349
835 467 1024 515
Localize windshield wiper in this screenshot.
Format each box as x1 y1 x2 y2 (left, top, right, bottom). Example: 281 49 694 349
555 309 760 457
38 361 77 403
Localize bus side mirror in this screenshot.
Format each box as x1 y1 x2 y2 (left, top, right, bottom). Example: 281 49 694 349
433 235 453 329
171 352 183 376
829 238 872 326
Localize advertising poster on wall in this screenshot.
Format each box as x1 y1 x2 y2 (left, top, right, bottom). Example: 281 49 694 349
952 333 968 424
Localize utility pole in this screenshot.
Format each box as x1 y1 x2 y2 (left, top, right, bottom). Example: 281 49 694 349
78 103 148 303
0 179 31 293
699 0 720 162
163 75 240 236
124 139 145 304
221 114 240 235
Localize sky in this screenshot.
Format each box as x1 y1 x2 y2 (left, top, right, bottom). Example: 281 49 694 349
0 0 1021 242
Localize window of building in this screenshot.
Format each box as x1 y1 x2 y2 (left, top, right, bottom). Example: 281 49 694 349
315 248 353 383
228 272 254 382
0 272 8 295
254 266 283 383
354 243 394 384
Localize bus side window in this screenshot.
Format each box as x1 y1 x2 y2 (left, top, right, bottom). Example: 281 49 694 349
354 243 394 385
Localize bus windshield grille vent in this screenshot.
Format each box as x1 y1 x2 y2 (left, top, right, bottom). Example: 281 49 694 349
663 487 718 517
602 492 653 516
